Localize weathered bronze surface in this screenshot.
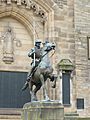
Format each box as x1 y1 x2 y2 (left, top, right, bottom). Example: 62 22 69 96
22 41 56 101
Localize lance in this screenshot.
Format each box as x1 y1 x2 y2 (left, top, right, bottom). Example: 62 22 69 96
33 17 36 67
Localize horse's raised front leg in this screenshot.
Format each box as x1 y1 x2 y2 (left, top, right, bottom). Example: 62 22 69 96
40 74 50 101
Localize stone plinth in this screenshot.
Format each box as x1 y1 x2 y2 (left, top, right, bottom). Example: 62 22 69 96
22 101 64 120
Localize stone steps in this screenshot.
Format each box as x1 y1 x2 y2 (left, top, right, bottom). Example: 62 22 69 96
0 115 21 120
64 113 90 120
0 109 22 120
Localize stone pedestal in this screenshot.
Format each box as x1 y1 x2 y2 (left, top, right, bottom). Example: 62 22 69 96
22 101 64 120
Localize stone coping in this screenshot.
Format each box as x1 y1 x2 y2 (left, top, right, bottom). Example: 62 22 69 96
23 100 63 109
0 108 22 115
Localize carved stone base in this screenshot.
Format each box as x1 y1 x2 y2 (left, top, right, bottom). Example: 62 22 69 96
22 101 64 120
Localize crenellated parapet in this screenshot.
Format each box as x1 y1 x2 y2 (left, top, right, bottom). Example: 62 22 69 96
0 0 47 21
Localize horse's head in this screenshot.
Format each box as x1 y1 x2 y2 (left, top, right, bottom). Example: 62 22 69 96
44 42 55 52
51 43 55 50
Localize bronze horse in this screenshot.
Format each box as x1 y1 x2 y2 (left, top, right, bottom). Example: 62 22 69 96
28 42 56 101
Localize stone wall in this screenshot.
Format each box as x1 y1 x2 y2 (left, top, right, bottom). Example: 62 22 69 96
74 0 90 116
51 0 76 113
53 0 90 116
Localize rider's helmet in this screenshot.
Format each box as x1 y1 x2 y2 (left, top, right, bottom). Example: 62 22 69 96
42 40 49 46
35 39 41 48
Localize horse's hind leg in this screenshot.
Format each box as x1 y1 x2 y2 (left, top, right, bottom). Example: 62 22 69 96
40 74 50 101
32 83 42 101
29 81 38 101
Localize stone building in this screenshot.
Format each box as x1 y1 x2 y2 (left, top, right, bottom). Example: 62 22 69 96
0 0 90 118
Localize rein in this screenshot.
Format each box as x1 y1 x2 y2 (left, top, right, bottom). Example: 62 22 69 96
50 49 55 58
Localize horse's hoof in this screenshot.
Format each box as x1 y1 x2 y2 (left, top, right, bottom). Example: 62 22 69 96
47 99 51 102
45 96 50 101
31 96 38 102
31 99 38 102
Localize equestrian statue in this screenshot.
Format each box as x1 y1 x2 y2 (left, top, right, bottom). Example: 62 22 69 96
22 40 57 101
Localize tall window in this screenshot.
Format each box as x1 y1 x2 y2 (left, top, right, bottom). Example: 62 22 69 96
62 71 70 105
